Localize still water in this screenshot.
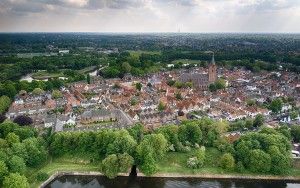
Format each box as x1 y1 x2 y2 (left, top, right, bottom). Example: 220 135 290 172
45 175 300 188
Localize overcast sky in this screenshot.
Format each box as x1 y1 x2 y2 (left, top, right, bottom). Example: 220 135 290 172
0 0 299 33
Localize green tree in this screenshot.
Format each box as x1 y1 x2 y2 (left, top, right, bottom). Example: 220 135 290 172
5 133 20 146
253 114 264 127
118 153 134 172
32 88 44 95
0 160 8 183
269 98 283 113
139 153 157 175
291 125 300 142
0 96 11 114
86 74 91 84
248 149 271 173
268 146 290 175
135 82 142 91
51 90 63 99
178 122 202 144
219 153 235 171
215 78 226 89
195 147 206 167
3 173 29 188
122 62 132 73
8 156 26 174
101 154 119 179
158 101 166 112
209 83 217 92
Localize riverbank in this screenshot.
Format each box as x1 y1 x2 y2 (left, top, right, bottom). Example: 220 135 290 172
39 170 300 188
33 150 300 188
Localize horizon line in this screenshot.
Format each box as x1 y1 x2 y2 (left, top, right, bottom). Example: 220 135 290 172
0 31 299 35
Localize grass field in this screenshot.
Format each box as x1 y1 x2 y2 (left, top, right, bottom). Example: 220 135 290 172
27 154 100 188
31 71 64 79
128 50 161 57
171 59 203 65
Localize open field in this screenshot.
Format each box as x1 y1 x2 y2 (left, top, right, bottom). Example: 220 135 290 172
31 71 64 79
128 50 161 57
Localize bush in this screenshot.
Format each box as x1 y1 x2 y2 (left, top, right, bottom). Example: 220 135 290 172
219 153 235 171
187 157 199 169
36 172 49 181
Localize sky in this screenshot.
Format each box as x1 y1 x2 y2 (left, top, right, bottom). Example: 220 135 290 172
0 0 299 33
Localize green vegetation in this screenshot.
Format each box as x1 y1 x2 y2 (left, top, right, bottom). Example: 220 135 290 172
0 116 299 187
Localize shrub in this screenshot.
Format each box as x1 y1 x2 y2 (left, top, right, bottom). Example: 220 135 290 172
219 153 235 171
187 157 199 169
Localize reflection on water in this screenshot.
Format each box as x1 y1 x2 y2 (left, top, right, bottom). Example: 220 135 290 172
45 175 300 188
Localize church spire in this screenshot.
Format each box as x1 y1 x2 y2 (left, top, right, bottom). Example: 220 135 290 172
211 53 215 65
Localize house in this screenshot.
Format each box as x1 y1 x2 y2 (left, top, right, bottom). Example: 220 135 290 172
80 109 116 124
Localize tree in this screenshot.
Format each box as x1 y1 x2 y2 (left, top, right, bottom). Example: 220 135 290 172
195 147 206 167
0 96 11 114
219 153 235 171
5 133 20 146
290 111 299 120
8 156 26 174
107 130 137 155
86 74 91 84
167 80 175 86
0 160 8 183
0 114 6 123
253 114 264 127
139 153 157 175
23 138 47 167
248 149 271 173
32 88 44 95
291 125 300 142
175 92 182 100
158 101 166 112
215 79 226 90
4 83 17 99
118 153 134 172
13 115 33 126
209 83 217 92
122 62 132 73
51 90 62 99
268 146 290 175
101 154 119 179
269 98 283 113
3 173 29 188
178 122 202 144
135 82 142 91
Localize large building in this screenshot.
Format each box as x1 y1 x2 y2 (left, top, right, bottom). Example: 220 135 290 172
180 54 217 90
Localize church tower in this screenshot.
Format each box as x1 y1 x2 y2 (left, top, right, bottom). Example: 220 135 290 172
208 53 217 83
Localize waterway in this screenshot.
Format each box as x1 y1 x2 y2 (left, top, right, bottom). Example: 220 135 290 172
45 175 300 188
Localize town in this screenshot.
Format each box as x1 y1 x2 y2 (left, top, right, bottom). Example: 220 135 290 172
6 55 300 135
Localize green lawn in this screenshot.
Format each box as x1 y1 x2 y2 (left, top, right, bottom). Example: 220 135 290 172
26 154 100 188
128 50 161 57
157 148 225 174
31 71 64 79
157 148 300 177
171 59 203 65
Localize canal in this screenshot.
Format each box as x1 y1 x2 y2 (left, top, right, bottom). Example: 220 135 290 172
45 175 300 188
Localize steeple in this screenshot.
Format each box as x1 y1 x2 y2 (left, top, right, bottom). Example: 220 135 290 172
211 53 215 65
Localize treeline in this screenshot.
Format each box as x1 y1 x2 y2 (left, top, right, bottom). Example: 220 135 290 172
0 54 103 82
49 118 293 178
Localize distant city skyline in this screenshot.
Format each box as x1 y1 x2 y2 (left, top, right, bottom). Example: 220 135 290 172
0 0 300 33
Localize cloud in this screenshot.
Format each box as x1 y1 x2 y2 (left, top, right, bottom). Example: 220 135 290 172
0 0 299 32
